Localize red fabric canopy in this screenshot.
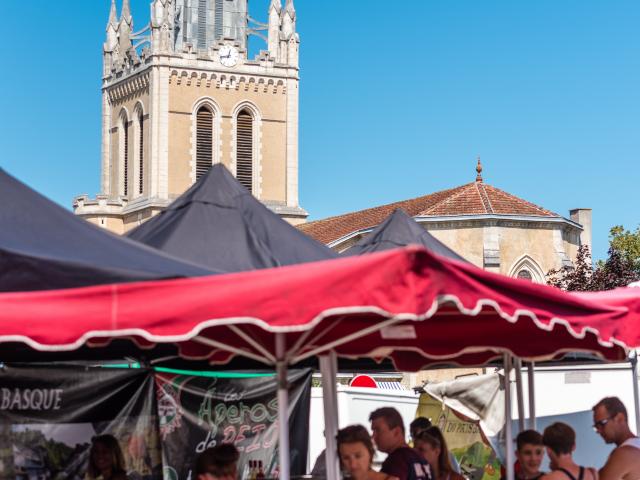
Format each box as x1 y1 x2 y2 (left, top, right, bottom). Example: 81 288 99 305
0 247 629 369
572 287 640 348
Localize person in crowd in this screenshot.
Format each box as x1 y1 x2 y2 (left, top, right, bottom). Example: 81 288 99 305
370 407 432 480
410 419 460 475
337 424 396 480
410 418 433 442
514 430 545 480
413 427 464 480
86 434 129 480
592 396 640 480
540 422 596 480
195 444 240 480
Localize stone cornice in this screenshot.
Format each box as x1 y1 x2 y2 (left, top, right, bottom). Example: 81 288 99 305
413 214 583 231
121 196 172 215
168 68 288 94
73 194 172 216
73 194 127 215
106 71 151 104
328 214 583 249
263 201 308 218
103 50 298 89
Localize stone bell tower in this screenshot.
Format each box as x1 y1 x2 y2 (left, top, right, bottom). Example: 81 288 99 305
74 0 306 234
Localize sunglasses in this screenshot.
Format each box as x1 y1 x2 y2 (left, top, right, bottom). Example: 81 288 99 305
593 416 614 431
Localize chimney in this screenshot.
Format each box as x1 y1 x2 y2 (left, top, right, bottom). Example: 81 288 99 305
570 208 592 252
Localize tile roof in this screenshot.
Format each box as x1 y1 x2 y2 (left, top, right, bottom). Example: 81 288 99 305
299 181 559 245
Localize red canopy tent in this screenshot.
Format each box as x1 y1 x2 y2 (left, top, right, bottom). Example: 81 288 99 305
0 246 633 480
0 246 627 362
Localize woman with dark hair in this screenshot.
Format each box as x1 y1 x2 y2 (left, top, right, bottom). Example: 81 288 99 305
86 434 129 480
414 427 464 480
337 425 398 480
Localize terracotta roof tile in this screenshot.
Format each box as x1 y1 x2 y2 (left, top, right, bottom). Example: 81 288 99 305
299 181 559 245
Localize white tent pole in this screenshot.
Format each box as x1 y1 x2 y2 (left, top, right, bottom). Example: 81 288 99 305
527 361 537 431
320 352 340 480
275 333 290 480
514 357 525 433
504 353 515 480
631 350 640 435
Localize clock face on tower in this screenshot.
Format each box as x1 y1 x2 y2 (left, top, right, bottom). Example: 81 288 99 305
219 45 239 67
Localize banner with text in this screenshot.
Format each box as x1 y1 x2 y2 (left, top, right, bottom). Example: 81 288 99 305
0 364 161 479
417 393 500 480
156 369 312 480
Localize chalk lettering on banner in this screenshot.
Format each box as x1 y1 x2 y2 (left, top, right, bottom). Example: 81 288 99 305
0 388 63 411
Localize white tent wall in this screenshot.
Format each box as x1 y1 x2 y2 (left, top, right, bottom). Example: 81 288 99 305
308 385 420 471
514 362 639 469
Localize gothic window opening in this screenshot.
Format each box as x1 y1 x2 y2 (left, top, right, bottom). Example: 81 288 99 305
197 0 208 50
123 120 129 196
517 270 533 281
138 111 144 195
215 0 224 39
236 109 253 192
196 106 214 180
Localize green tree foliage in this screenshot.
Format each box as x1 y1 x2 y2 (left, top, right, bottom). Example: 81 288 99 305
546 226 640 291
609 225 640 272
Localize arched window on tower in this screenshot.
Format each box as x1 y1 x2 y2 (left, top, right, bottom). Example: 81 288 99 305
138 110 144 195
120 113 129 197
236 109 254 192
196 106 214 180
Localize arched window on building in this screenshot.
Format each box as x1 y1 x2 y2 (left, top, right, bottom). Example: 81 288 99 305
509 255 545 284
196 106 214 180
236 109 254 192
138 110 144 195
517 270 533 281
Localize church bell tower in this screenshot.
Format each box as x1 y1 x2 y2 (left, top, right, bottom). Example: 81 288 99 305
74 0 305 233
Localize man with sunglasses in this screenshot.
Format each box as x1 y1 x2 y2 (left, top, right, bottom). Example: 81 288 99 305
592 396 640 480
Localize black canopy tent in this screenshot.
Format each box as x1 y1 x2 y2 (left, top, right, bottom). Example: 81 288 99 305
127 164 337 271
342 208 468 261
0 169 214 292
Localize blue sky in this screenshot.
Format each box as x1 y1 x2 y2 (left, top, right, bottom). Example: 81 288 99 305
0 1 638 260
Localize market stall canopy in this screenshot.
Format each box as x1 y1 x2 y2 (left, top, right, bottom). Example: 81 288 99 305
0 169 213 292
571 287 640 347
343 209 467 262
0 246 628 367
126 164 337 271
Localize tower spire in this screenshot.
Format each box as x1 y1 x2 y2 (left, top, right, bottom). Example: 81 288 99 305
281 0 296 39
270 0 283 11
268 0 282 59
120 0 132 25
107 0 118 28
475 156 483 182
284 0 295 15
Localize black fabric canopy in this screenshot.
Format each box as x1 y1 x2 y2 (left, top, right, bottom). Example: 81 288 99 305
0 169 213 292
127 164 337 271
342 208 468 261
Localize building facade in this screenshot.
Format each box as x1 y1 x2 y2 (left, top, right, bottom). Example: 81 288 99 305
74 0 306 233
300 161 592 283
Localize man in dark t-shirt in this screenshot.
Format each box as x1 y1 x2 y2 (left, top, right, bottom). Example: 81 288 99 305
370 407 432 480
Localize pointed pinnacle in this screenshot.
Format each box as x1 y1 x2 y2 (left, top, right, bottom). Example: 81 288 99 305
285 0 295 15
270 0 282 12
476 156 483 182
108 0 118 26
121 0 132 22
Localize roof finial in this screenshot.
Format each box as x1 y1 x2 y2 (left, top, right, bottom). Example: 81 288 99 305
475 156 483 182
